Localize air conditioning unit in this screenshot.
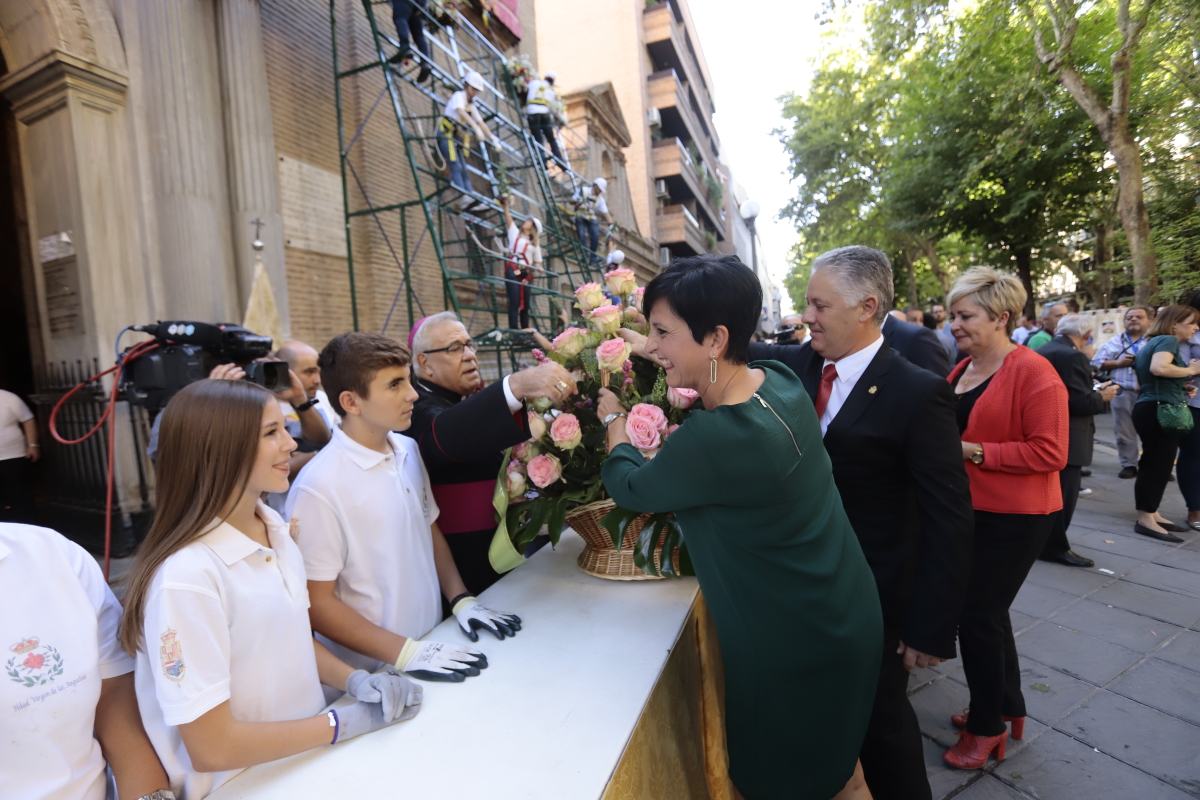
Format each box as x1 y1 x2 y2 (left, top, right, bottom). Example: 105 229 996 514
658 247 672 267
647 107 662 128
655 179 668 199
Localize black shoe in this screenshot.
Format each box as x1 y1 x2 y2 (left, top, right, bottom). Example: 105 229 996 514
1134 523 1184 543
1080 468 1092 477
417 64 432 83
1118 467 1138 479
1160 521 1187 533
1050 550 1096 568
1168 473 1176 482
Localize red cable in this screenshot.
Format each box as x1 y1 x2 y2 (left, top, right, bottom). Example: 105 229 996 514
48 340 159 578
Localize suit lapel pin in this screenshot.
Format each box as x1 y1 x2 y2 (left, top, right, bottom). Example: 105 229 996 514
868 385 878 395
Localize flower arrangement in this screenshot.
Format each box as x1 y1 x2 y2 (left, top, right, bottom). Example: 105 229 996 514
499 269 698 576
503 53 536 97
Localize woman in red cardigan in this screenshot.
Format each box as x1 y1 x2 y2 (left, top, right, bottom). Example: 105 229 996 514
943 267 1068 770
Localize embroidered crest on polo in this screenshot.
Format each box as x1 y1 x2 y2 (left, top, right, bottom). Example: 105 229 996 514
5 636 64 687
159 629 186 682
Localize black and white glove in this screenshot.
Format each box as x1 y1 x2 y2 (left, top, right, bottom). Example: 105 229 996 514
452 595 522 642
393 638 488 682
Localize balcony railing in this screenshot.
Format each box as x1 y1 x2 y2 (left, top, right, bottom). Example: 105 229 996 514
643 2 719 149
656 203 708 255
647 69 720 178
651 137 724 234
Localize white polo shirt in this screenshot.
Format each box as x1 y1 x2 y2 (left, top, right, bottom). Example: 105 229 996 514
0 389 33 461
0 524 134 800
134 502 325 799
286 428 441 672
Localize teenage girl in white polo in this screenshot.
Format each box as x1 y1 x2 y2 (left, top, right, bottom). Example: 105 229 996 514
120 379 423 798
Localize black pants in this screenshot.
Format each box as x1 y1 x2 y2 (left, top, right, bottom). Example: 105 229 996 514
1042 465 1082 557
1176 407 1200 512
1132 401 1182 513
0 457 33 522
445 529 501 597
959 511 1052 736
526 113 565 166
859 632 931 800
390 0 430 60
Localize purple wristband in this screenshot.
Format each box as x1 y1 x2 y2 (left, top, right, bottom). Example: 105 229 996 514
328 709 340 745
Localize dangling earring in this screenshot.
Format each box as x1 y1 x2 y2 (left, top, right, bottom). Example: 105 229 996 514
709 357 718 384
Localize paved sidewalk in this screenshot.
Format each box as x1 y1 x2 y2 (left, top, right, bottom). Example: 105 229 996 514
913 415 1200 799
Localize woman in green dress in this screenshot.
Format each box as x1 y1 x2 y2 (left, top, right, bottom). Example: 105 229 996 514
599 255 882 799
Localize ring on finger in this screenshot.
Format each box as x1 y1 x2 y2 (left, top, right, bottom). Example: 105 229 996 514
555 380 568 394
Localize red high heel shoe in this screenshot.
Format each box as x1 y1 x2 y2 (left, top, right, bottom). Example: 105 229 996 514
943 729 1008 769
950 710 1025 740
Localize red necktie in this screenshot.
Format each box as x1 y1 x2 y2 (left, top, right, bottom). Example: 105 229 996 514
814 363 838 418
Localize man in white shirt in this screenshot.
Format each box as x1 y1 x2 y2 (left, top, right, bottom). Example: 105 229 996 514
439 70 497 212
0 387 37 522
1091 306 1152 478
574 177 610 264
524 71 566 168
287 332 521 684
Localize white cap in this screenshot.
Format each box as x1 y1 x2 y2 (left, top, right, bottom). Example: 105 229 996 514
593 177 607 193
606 250 625 266
544 71 557 82
532 218 543 236
464 70 486 91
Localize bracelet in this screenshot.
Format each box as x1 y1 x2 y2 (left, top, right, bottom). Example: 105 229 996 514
326 710 340 748
448 591 473 609
294 396 320 413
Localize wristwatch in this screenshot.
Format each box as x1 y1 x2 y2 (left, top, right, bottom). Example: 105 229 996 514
138 791 177 800
969 445 985 465
294 396 320 413
602 411 627 428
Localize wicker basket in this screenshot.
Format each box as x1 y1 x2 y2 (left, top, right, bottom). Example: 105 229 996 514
566 498 678 580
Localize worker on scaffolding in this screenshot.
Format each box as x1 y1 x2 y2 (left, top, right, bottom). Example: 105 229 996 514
572 177 610 264
500 196 542 330
390 0 432 83
439 70 497 213
524 71 566 170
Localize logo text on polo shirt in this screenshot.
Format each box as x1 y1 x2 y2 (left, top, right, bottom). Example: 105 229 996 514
160 629 186 682
5 636 64 687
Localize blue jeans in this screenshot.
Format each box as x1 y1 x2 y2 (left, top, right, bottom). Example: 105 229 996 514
437 129 470 194
575 216 600 263
390 0 430 60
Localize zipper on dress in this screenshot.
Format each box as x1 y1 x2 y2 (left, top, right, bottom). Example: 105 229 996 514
753 392 803 459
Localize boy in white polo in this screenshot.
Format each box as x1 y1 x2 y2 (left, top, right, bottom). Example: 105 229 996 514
287 332 521 682
0 523 170 800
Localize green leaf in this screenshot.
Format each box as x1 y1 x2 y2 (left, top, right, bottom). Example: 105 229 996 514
545 498 568 546
601 505 641 550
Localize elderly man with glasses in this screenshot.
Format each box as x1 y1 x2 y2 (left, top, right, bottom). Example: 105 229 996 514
405 312 576 592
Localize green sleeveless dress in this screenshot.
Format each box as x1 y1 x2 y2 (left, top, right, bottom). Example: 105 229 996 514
603 361 882 799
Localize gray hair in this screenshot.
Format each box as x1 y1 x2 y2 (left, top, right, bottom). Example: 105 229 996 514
1056 313 1093 340
810 246 894 324
410 311 462 374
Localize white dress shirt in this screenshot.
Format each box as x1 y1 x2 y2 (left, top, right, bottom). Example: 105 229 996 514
819 334 885 436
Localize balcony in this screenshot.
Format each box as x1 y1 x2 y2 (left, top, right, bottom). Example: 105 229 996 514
643 2 719 151
652 137 723 235
647 69 720 178
656 203 708 256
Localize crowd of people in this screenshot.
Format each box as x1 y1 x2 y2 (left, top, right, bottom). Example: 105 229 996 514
3 242 1198 799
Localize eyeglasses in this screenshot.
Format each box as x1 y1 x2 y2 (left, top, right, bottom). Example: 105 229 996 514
423 340 477 356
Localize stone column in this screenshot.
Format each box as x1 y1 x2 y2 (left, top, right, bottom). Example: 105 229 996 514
216 0 290 333
133 0 240 322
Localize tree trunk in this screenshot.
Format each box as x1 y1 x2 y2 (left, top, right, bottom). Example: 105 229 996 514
900 250 919 309
1093 220 1114 307
1014 246 1036 317
1111 131 1157 304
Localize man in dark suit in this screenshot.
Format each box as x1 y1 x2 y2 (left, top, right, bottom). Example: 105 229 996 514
882 311 952 377
1036 315 1120 567
747 246 973 800
404 312 575 593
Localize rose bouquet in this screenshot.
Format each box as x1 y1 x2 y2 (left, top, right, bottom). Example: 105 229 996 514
497 269 697 577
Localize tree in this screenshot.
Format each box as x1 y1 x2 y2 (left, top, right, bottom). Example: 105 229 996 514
1027 0 1159 303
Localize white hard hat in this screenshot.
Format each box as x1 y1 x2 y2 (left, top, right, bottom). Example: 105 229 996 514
606 250 625 265
544 71 557 82
532 218 543 236
464 70 486 91
593 177 607 193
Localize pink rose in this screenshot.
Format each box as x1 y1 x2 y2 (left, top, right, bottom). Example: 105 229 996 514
604 267 637 297
667 387 700 409
589 303 622 335
551 327 589 358
574 282 606 312
527 412 547 440
512 441 539 463
550 413 582 450
596 337 632 372
628 403 668 432
526 453 563 488
626 414 662 452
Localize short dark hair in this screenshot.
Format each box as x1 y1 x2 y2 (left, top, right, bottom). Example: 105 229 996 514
319 332 411 416
642 254 761 364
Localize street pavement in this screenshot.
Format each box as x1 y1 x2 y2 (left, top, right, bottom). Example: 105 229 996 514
913 414 1200 799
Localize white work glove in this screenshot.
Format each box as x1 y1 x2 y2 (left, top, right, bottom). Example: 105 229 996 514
394 638 487 682
346 669 422 722
452 595 522 642
329 691 420 745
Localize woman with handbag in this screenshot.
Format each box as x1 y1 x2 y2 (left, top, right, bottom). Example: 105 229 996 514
1132 304 1200 542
